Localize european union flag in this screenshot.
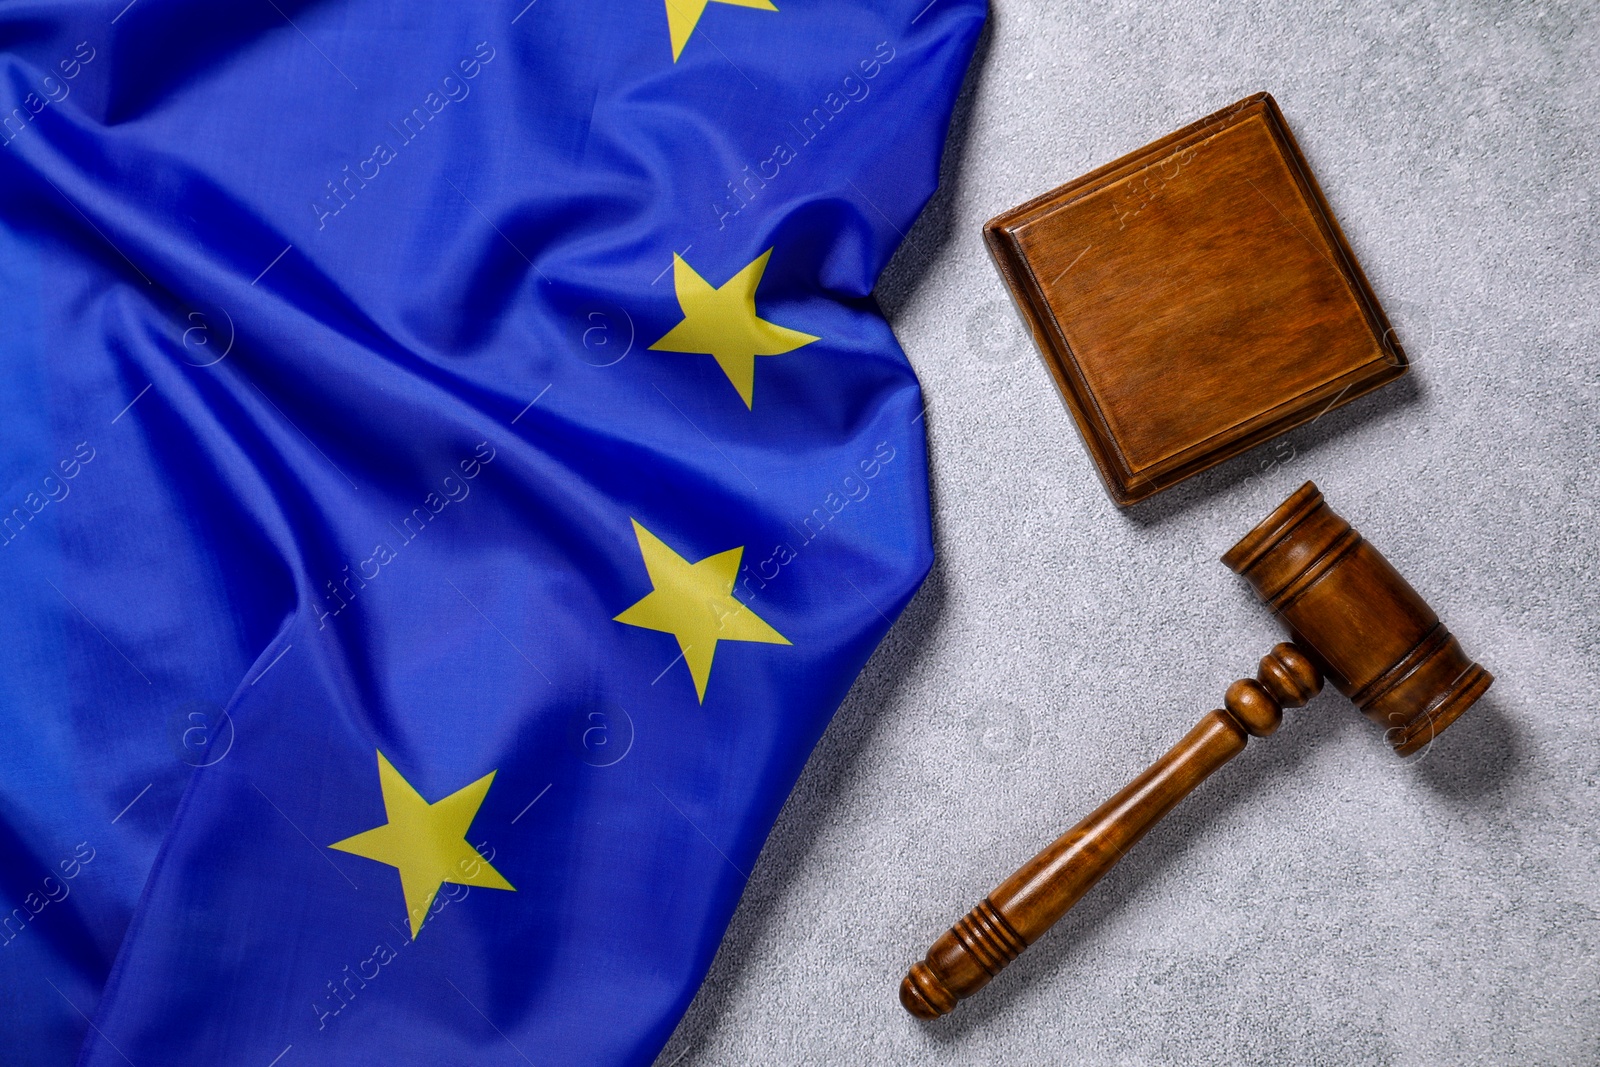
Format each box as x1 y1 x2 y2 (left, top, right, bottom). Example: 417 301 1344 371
0 0 983 1062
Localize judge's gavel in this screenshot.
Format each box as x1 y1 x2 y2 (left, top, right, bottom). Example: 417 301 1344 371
900 482 1493 1019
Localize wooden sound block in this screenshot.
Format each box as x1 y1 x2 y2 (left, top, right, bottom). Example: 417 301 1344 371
985 93 1406 506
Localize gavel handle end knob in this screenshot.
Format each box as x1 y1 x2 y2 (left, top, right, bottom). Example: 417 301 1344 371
900 962 957 1020
902 897 1027 1017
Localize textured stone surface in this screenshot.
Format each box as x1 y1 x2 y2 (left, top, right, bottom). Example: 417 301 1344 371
658 2 1600 1062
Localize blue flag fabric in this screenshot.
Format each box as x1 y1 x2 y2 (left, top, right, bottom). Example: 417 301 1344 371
0 0 983 1063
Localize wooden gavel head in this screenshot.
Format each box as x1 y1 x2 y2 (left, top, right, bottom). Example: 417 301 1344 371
1222 481 1492 756
900 481 1493 1020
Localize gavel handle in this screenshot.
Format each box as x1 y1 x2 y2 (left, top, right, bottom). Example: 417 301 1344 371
900 643 1322 1019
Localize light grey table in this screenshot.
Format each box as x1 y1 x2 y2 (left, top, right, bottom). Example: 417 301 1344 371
659 2 1600 1062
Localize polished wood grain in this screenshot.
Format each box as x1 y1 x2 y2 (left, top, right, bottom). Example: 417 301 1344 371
900 483 1492 1019
1222 482 1494 754
984 94 1406 506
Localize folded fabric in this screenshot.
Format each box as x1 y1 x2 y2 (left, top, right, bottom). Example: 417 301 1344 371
0 0 985 1063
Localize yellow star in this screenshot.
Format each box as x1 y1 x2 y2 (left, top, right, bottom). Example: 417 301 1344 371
650 249 818 408
664 0 778 62
329 751 514 937
614 519 789 702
